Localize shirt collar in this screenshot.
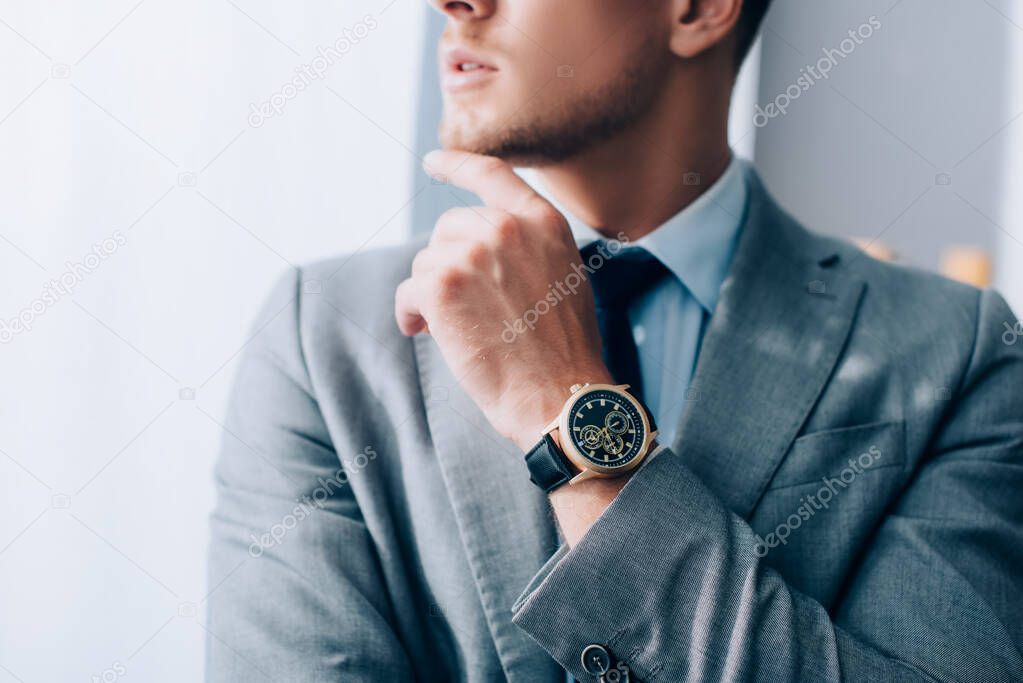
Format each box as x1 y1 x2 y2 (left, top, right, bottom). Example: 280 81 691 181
548 156 749 313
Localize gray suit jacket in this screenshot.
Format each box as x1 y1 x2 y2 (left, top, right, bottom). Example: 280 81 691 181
206 168 1023 682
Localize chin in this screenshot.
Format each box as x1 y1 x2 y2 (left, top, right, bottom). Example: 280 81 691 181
439 135 553 168
438 120 571 168
438 111 497 152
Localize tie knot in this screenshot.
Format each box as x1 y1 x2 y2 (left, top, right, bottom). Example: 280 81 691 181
581 242 671 310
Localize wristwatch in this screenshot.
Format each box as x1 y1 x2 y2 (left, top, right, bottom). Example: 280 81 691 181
524 382 658 493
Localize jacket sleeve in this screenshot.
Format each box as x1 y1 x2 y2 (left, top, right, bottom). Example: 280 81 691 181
511 288 1023 682
205 269 413 681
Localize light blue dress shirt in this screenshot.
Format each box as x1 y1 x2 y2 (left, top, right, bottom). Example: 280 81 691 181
542 157 749 447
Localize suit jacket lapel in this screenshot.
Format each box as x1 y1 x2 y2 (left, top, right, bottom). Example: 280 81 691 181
413 335 562 682
671 169 866 519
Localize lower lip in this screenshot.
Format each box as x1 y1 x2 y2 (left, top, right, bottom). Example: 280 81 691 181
441 66 498 93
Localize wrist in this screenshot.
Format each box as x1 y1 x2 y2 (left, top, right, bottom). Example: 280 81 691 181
549 475 628 546
507 366 615 452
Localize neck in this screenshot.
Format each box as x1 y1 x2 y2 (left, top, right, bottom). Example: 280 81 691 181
534 69 734 243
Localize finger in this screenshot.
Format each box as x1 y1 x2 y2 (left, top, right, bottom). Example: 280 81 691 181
411 246 445 278
394 277 428 336
432 206 514 242
423 149 551 216
415 241 493 280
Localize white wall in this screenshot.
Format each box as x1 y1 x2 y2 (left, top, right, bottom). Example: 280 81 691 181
730 36 763 161
997 1 1023 315
753 0 1023 307
0 1 424 680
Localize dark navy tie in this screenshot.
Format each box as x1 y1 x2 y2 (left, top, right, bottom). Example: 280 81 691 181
580 242 671 404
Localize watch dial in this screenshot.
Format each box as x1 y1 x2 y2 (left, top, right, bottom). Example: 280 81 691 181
568 390 646 468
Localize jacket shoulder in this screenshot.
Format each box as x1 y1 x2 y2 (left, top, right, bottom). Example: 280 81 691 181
759 176 986 340
826 231 981 320
301 235 428 301
757 181 990 380
796 223 1023 406
248 236 429 381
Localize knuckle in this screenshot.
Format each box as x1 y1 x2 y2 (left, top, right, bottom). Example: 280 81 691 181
493 212 521 244
435 207 464 232
411 249 430 276
477 156 506 175
434 267 465 297
465 241 490 268
533 201 566 228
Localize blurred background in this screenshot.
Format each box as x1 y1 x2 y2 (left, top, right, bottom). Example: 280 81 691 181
1 0 1021 680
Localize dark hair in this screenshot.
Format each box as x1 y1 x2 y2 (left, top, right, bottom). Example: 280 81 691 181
735 0 773 67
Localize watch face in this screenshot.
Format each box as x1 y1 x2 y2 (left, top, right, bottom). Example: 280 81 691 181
567 389 646 469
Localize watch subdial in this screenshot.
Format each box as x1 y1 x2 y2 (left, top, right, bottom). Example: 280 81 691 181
605 410 629 435
601 432 625 456
580 425 603 449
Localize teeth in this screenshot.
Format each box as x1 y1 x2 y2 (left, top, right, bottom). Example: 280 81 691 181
460 62 482 71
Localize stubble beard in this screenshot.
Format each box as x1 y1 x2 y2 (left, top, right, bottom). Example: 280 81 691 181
438 52 667 166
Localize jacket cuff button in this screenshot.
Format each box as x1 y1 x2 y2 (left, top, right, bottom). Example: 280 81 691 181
581 644 612 675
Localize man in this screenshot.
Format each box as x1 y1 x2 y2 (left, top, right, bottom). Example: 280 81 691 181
206 0 1023 680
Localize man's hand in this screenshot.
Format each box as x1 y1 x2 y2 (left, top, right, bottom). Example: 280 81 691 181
395 150 613 451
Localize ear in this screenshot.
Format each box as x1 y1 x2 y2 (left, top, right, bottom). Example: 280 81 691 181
668 0 744 60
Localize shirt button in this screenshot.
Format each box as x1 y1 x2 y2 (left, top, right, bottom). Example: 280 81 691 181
580 644 612 675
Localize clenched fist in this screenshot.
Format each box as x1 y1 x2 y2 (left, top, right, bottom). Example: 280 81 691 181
395 150 614 450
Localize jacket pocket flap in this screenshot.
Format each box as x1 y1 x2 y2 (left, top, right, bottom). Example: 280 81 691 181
768 420 905 490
